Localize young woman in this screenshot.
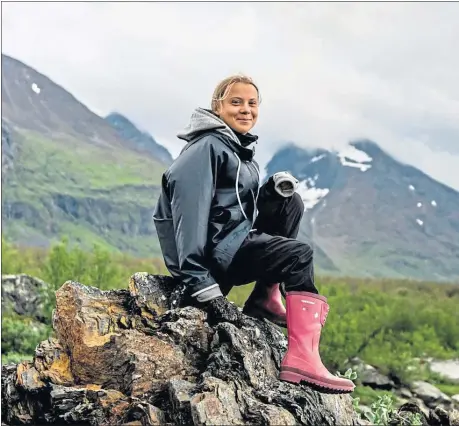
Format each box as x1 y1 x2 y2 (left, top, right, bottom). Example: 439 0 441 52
153 75 354 393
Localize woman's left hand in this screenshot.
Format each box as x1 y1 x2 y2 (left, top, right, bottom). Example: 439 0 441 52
204 296 245 327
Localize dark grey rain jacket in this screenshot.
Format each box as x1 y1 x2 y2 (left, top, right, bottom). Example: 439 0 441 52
153 108 260 298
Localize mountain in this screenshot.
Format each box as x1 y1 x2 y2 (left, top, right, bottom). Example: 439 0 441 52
3 53 458 282
105 112 173 165
1 54 172 256
266 140 459 281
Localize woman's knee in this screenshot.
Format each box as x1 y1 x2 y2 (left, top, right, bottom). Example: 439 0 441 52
287 239 312 258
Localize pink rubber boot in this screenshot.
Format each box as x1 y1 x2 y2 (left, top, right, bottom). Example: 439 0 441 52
242 282 287 327
279 291 355 393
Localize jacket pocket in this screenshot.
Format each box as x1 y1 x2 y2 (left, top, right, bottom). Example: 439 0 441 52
213 220 252 271
213 206 243 234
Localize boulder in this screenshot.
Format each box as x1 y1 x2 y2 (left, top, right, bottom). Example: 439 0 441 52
347 357 395 390
429 360 459 382
391 402 459 426
359 366 395 391
1 273 51 322
1 273 359 425
410 380 452 408
398 387 413 399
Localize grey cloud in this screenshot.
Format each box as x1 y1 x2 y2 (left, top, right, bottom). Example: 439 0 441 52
2 2 459 189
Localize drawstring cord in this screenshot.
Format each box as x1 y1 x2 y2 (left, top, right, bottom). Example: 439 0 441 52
234 152 249 221
233 152 260 228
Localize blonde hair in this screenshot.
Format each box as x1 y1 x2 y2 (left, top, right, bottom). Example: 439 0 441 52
211 74 261 112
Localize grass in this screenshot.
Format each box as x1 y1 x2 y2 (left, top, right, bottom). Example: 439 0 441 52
3 129 167 257
352 386 396 407
1 352 33 365
16 130 166 192
436 383 459 396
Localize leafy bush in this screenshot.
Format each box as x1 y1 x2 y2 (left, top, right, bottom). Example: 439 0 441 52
1 311 51 355
360 394 423 425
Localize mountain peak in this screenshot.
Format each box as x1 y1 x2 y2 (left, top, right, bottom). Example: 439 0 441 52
105 112 173 165
334 143 373 172
105 112 138 132
350 139 387 158
266 140 459 282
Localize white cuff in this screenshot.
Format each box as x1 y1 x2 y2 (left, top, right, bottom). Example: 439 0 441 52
273 171 299 198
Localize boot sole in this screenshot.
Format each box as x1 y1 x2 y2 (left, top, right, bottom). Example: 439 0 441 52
242 304 287 327
279 369 355 394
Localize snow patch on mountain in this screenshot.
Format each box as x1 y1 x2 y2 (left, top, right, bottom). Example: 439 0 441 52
303 174 319 188
297 180 329 211
31 83 41 94
409 184 415 191
416 218 424 226
337 145 373 172
310 154 326 163
431 200 437 207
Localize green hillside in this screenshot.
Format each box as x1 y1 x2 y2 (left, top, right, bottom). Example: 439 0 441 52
2 128 166 256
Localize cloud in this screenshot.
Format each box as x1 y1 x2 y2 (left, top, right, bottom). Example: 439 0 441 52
2 2 459 189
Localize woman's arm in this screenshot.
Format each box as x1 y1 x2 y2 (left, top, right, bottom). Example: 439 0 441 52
166 137 222 302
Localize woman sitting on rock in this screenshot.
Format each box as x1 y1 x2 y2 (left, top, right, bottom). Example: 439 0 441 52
153 75 354 393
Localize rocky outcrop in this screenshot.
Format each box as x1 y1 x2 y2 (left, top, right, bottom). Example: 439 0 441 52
1 273 360 426
1 274 51 322
1 121 15 178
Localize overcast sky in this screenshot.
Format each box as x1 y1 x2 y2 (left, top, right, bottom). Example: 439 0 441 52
2 2 459 189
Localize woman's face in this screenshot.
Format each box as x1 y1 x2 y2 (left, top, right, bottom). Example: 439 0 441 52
216 83 259 134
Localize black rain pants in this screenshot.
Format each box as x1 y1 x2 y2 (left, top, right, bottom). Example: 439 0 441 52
215 183 318 296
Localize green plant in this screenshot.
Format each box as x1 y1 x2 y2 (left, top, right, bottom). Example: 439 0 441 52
341 369 362 415
337 368 358 381
364 394 394 425
401 413 423 426
358 394 423 426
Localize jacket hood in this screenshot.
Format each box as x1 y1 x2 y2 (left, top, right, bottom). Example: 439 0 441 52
177 108 242 145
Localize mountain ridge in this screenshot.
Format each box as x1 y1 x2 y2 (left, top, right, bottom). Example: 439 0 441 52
266 140 459 281
105 112 173 165
270 139 459 195
1 53 171 257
